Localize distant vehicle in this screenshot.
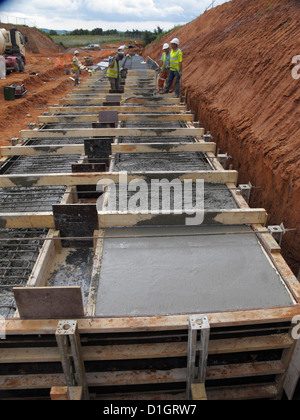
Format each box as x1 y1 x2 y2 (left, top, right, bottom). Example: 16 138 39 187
0 27 28 75
118 41 143 51
84 44 100 51
118 45 128 51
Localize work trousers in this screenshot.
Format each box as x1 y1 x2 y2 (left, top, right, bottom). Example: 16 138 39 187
164 70 181 96
109 77 121 90
74 70 80 86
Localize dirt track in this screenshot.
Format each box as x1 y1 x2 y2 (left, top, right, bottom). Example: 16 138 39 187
0 24 119 146
144 0 300 275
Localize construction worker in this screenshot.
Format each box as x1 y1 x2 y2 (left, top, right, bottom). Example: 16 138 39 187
161 43 170 73
107 52 124 90
161 38 182 98
72 50 81 86
157 43 171 92
72 50 90 86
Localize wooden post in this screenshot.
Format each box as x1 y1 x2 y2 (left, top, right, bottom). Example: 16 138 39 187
50 386 83 400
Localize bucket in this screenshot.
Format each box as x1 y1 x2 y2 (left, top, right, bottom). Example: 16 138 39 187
3 86 15 101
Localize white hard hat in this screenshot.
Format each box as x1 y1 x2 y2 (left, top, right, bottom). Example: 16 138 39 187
171 38 179 45
162 43 169 50
74 50 79 54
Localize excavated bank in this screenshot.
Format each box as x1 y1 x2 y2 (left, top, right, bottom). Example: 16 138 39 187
144 0 300 275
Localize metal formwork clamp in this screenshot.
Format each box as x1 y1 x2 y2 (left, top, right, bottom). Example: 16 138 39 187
56 320 89 400
268 223 286 246
186 315 210 400
238 182 253 204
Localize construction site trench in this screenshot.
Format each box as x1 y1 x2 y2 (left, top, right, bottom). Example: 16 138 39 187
0 0 299 401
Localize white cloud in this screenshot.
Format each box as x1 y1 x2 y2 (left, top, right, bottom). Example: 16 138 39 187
0 0 231 31
84 0 184 20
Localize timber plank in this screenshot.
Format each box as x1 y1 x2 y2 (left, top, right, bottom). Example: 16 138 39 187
37 114 194 124
206 384 278 400
0 145 84 156
4 307 300 335
0 334 293 364
0 170 239 188
48 105 187 114
0 361 284 390
98 209 268 228
111 142 216 154
20 127 205 139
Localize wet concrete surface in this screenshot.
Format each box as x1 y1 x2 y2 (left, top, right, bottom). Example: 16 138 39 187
113 151 212 172
95 225 295 317
47 247 94 307
103 182 238 212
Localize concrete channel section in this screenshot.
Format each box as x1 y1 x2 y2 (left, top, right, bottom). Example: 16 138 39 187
0 54 299 400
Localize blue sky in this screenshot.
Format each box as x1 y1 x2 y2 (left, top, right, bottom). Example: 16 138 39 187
0 0 230 31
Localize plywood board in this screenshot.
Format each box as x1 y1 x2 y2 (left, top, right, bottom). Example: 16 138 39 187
13 286 84 319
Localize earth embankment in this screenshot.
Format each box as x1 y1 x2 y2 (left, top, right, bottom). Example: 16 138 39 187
144 0 300 275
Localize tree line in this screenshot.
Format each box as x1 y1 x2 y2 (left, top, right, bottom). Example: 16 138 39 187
49 26 168 45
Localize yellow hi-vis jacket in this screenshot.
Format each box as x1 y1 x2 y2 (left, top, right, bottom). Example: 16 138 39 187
169 48 182 72
107 58 119 79
161 51 170 72
73 56 79 71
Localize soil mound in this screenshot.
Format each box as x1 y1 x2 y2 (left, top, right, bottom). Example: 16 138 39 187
144 0 300 275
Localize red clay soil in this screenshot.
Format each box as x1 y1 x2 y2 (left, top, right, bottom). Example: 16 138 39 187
0 25 119 146
144 0 300 276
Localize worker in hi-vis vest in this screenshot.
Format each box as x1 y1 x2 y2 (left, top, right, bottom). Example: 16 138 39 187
107 52 124 90
161 38 182 98
72 50 89 86
157 43 173 93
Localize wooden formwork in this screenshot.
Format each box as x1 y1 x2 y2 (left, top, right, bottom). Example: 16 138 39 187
0 63 299 401
1 308 299 400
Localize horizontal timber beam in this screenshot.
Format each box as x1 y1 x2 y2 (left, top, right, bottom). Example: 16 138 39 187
0 170 239 187
0 142 215 157
48 105 187 114
0 335 292 364
0 212 54 229
0 144 85 157
98 209 268 228
20 127 204 139
0 362 285 390
111 142 216 154
0 208 267 229
61 97 180 105
4 307 300 334
67 94 179 102
72 86 156 93
37 113 194 124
